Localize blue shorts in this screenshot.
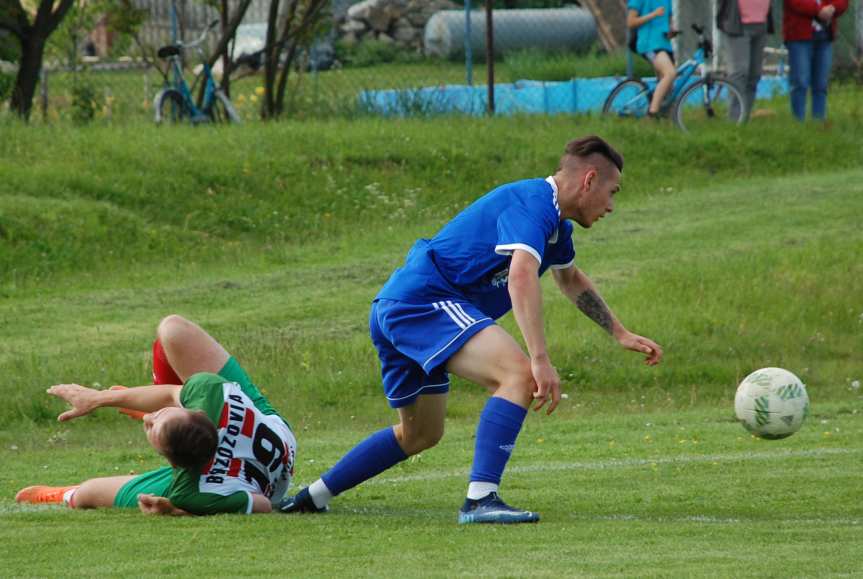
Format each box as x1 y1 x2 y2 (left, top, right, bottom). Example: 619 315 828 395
370 298 495 408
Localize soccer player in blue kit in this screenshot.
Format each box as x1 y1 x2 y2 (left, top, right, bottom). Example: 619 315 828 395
282 135 663 524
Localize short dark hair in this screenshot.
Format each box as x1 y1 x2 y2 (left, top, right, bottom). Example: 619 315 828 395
162 410 218 471
563 135 624 173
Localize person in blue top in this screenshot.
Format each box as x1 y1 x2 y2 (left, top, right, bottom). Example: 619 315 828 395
281 135 663 524
628 0 678 118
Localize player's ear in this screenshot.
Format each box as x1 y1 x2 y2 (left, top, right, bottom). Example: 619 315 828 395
583 168 597 191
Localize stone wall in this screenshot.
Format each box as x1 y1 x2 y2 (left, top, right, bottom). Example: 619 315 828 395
338 0 458 52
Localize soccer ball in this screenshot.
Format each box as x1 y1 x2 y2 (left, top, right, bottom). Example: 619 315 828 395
734 367 810 439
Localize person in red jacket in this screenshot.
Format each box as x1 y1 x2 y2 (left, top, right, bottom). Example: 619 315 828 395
783 0 848 120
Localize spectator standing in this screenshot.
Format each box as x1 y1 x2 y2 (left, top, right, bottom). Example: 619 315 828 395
717 0 775 119
783 0 849 121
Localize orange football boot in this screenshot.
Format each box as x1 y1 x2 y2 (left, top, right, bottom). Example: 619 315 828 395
15 485 79 505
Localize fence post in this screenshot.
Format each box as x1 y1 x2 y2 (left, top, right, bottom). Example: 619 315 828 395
40 68 48 122
857 0 862 59
465 0 473 86
711 0 722 72
485 0 494 115
144 66 151 112
625 27 633 78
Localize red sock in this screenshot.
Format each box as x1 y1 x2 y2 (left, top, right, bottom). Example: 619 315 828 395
152 339 182 385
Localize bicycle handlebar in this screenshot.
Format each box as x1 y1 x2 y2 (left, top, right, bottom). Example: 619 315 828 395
176 20 219 51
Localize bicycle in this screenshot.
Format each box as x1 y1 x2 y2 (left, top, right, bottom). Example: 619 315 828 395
602 24 746 132
153 20 240 125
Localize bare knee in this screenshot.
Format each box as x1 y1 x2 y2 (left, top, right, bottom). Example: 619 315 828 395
395 422 445 456
157 314 193 344
491 361 535 407
71 480 111 509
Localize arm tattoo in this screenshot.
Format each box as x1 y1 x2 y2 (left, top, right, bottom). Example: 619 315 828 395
576 289 613 334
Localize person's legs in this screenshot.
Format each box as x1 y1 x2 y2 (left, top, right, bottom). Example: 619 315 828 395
787 40 813 121
16 475 135 508
723 31 750 119
283 299 495 515
118 315 230 420
446 325 533 487
156 315 230 381
744 28 768 118
283 301 461 513
304 394 446 510
649 52 676 115
810 38 833 120
293 324 538 522
70 475 138 508
393 393 448 455
152 336 181 385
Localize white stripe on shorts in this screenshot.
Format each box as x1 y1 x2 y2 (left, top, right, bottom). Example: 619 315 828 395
435 301 467 330
450 301 476 325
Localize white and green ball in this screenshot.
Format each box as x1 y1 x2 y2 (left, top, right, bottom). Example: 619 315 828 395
734 368 810 440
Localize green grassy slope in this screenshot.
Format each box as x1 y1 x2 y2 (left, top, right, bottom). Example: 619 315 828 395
1 104 861 577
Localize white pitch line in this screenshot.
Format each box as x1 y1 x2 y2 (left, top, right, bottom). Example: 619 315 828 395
569 513 862 526
369 447 859 485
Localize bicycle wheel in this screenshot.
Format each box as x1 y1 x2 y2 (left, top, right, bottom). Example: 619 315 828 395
672 77 746 133
602 79 651 119
154 88 189 125
209 90 242 124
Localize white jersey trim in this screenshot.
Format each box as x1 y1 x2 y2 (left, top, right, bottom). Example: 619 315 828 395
243 491 253 515
545 176 560 218
495 243 541 265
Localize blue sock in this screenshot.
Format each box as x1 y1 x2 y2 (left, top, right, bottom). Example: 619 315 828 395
320 427 408 496
469 397 527 485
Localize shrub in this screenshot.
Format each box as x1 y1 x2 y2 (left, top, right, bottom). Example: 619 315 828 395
0 70 13 101
70 77 99 124
336 39 422 68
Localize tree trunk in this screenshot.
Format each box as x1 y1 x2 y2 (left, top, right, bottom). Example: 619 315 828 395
219 0 231 97
262 0 281 119
266 0 328 119
10 36 46 120
6 0 76 121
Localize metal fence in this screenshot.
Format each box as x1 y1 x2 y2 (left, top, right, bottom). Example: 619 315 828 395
4 0 860 124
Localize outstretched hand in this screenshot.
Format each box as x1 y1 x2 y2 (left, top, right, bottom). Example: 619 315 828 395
47 383 102 422
617 332 663 365
138 494 191 516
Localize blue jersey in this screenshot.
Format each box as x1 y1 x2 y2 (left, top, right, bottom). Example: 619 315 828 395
376 177 576 320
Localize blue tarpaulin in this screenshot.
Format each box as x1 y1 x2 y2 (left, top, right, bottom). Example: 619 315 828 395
359 76 790 117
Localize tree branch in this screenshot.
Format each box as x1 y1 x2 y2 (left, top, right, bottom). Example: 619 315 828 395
275 0 328 115
206 0 252 69
46 0 75 33
0 1 29 40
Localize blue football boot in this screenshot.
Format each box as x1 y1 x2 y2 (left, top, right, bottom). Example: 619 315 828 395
457 492 539 524
278 487 328 514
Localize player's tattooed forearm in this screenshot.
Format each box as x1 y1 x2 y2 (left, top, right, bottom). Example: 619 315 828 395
576 289 613 334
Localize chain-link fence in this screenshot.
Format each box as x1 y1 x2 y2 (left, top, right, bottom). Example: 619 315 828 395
1 0 860 124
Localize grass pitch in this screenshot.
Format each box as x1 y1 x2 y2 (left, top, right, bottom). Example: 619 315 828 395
1 109 862 576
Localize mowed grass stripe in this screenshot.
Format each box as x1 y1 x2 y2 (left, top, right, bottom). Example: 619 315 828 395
371 447 859 484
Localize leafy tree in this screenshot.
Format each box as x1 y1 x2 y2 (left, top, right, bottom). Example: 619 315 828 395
261 0 329 119
0 1 75 120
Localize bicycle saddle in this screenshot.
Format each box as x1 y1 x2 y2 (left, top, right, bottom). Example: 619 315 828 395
157 45 181 59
